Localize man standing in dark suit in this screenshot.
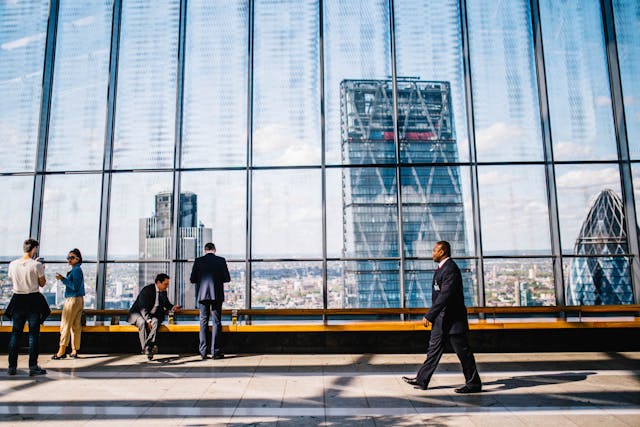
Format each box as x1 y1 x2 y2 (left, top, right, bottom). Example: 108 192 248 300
190 242 231 360
403 241 482 393
128 273 181 360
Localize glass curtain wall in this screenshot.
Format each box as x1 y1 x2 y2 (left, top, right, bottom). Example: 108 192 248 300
1 0 638 311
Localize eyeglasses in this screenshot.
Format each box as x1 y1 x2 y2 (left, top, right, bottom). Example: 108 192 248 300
66 256 78 260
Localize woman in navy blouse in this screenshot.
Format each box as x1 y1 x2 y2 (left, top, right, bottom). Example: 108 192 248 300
52 248 85 359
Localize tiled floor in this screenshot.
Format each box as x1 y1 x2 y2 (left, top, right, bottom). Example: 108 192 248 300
1 352 639 426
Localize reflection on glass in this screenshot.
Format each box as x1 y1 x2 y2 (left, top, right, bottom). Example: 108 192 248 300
467 0 543 161
394 0 469 162
0 0 49 172
401 166 474 258
180 171 246 259
108 172 173 259
323 0 392 164
40 174 102 260
253 0 320 166
252 170 321 258
342 260 399 308
540 0 617 161
613 0 640 159
405 259 477 308
555 164 623 254
46 0 113 171
182 0 248 168
484 258 554 307
175 261 245 310
112 0 179 169
478 165 551 254
105 262 168 309
564 256 632 305
0 177 33 258
251 261 322 309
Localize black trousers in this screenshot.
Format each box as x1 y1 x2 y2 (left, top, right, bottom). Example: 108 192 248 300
416 327 481 389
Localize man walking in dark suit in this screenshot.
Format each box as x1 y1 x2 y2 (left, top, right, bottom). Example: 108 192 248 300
128 273 181 360
403 241 482 393
190 242 231 360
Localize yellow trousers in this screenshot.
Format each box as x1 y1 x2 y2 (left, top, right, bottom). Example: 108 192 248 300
59 296 84 351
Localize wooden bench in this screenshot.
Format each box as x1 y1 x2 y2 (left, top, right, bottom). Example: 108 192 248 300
1 305 638 332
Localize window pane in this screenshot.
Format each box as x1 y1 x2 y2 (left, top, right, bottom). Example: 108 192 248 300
252 170 321 258
176 261 245 309
564 256 632 305
613 0 640 159
467 0 543 162
112 0 179 169
342 260 400 308
632 164 640 230
105 262 168 309
0 0 49 172
484 258 555 307
180 171 246 259
39 173 102 260
251 261 322 309
540 0 617 161
406 259 477 308
46 0 113 171
107 172 173 259
253 0 321 166
324 0 392 164
1 264 11 308
556 164 624 255
478 165 551 254
401 166 474 258
327 167 398 259
394 0 469 162
0 176 33 258
182 0 248 168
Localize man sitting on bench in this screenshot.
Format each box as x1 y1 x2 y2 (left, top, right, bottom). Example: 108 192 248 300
128 273 181 360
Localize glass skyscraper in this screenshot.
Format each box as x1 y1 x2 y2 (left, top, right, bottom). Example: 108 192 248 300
567 190 634 305
139 192 212 306
341 79 473 308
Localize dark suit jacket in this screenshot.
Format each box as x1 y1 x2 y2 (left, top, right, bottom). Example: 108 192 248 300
425 258 469 335
128 284 174 323
190 253 231 304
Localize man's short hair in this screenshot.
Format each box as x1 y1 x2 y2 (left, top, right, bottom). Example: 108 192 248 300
23 238 39 253
204 242 216 251
436 240 451 257
155 273 170 283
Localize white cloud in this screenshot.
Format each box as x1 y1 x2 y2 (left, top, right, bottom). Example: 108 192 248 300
72 16 95 27
595 96 611 107
478 170 511 186
556 167 619 189
554 140 592 159
1 32 45 51
475 122 525 151
253 124 318 165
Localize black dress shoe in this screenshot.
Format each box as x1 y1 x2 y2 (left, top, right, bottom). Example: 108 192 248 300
212 353 224 360
200 354 208 360
454 385 482 394
402 376 426 389
52 354 67 360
